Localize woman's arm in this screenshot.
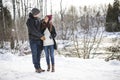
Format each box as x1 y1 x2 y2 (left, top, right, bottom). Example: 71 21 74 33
51 25 57 38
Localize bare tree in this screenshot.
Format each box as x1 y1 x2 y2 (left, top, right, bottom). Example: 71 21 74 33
40 0 43 18
78 6 104 59
44 0 47 15
60 0 66 40
0 0 4 48
50 0 52 15
0 0 13 49
12 0 16 21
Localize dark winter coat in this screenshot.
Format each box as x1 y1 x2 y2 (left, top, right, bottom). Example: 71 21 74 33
26 13 43 41
40 20 57 50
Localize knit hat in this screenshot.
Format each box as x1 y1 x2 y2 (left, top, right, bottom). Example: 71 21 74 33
31 8 40 15
46 15 52 21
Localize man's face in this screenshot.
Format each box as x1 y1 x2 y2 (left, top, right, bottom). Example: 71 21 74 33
33 13 40 18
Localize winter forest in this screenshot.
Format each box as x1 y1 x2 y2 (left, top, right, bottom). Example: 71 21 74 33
0 0 120 80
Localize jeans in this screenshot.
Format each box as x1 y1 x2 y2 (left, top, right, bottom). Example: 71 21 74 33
29 40 43 69
44 45 54 65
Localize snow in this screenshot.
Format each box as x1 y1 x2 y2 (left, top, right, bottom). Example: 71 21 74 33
0 26 119 80
0 53 120 80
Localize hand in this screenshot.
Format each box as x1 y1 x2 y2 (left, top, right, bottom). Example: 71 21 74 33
40 36 45 40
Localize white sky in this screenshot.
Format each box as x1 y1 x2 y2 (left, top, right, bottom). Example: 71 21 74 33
3 0 114 16
47 0 114 14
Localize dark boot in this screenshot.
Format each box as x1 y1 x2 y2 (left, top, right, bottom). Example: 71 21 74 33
35 69 41 73
51 64 55 72
47 64 50 71
39 67 45 72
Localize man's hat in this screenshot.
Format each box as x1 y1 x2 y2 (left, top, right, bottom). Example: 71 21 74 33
31 8 40 15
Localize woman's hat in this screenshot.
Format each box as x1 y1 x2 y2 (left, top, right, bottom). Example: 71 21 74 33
46 15 52 21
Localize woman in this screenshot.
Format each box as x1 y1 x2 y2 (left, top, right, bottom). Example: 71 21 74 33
41 15 57 72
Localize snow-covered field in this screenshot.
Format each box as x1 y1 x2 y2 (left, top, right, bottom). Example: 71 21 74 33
0 53 120 80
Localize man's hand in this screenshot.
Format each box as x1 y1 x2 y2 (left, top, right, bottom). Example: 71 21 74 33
40 36 45 40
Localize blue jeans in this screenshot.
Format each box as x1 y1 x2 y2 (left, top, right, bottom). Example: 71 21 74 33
29 40 43 69
44 45 54 65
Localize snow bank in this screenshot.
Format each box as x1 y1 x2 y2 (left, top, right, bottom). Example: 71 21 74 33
0 51 18 61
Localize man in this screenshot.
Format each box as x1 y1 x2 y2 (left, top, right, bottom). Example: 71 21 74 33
26 8 45 73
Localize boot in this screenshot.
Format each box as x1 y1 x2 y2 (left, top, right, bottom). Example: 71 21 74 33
35 69 41 73
39 67 45 72
47 64 50 71
51 64 55 72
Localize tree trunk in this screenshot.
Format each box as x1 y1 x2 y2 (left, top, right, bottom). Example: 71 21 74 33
40 0 43 18
10 36 14 49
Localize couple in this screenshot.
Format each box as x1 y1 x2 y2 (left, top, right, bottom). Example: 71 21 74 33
26 8 57 73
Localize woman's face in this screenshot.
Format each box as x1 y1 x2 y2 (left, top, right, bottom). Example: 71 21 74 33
44 16 49 23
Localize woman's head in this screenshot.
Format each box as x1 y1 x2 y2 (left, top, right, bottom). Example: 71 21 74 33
44 16 49 23
44 15 52 23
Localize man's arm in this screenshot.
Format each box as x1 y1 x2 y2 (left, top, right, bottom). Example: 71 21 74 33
26 19 45 40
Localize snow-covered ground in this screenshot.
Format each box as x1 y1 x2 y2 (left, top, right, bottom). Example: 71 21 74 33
0 53 120 80
0 27 120 80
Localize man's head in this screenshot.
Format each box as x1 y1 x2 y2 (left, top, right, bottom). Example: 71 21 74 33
31 8 40 18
